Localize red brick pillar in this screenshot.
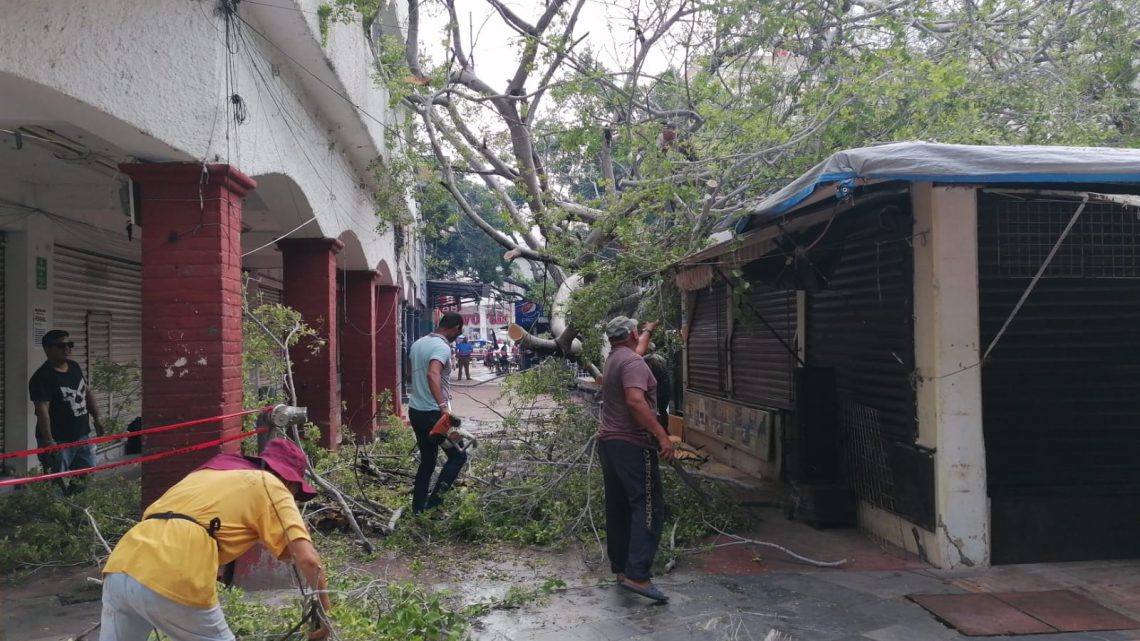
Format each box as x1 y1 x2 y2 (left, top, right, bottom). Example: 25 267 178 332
278 238 343 449
341 270 378 442
376 285 402 418
121 163 254 507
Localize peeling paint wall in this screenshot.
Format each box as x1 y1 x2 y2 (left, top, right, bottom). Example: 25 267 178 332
911 183 989 569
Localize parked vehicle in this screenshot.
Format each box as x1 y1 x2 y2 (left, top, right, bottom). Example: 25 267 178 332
467 339 491 359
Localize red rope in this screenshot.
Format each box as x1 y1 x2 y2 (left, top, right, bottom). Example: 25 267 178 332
0 406 272 461
0 425 273 488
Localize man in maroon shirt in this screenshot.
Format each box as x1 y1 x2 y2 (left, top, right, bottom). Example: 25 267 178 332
597 316 676 603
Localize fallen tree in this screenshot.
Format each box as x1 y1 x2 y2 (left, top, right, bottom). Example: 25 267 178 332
367 0 1140 355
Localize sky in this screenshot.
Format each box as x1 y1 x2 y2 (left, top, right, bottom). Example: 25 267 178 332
419 0 684 92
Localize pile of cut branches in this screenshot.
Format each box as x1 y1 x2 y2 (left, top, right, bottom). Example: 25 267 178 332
307 358 746 564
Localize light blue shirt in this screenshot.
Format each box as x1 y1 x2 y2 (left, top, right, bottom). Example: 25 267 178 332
409 333 453 411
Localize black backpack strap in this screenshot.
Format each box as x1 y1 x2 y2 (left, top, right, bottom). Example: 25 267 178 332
145 512 222 540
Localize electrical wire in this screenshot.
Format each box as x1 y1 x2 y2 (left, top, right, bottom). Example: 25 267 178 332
241 215 319 257
232 20 365 239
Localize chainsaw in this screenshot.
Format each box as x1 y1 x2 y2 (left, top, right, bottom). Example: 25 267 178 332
428 413 478 451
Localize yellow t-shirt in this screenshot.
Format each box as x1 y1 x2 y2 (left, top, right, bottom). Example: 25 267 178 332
103 469 311 608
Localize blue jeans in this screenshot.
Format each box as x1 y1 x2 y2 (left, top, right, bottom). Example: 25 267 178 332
100 572 235 641
408 408 468 513
61 439 97 471
38 436 96 492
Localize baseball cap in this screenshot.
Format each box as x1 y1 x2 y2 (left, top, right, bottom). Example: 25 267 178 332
605 316 638 341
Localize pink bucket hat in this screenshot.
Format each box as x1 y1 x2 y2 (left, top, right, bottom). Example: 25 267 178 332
257 438 317 501
199 438 317 501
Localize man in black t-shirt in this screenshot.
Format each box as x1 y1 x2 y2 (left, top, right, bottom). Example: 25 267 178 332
29 329 104 489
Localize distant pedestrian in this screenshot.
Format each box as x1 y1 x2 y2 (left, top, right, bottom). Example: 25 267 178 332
496 344 510 374
407 312 468 513
29 329 104 493
598 316 675 603
455 336 474 381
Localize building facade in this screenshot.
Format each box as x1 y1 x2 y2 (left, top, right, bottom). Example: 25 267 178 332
676 143 1140 568
0 0 426 503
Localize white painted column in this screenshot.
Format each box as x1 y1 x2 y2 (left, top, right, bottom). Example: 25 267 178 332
478 298 489 341
912 183 989 568
3 214 55 473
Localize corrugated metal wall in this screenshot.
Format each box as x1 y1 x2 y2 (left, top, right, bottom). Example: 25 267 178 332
730 284 795 410
53 246 142 427
979 193 1140 563
687 281 728 396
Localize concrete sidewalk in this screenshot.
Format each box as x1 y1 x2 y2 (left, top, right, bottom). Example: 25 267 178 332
459 521 1140 641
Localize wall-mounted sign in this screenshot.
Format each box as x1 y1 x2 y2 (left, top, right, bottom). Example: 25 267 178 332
35 257 47 290
33 307 48 344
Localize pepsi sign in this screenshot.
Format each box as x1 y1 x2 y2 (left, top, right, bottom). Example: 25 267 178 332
514 300 542 329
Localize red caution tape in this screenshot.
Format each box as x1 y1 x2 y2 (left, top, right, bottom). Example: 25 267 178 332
0 425 273 488
0 406 273 461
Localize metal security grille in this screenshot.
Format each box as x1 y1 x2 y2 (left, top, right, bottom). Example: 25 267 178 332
979 192 1140 563
806 205 916 442
840 397 896 516
804 200 932 528
996 200 1140 278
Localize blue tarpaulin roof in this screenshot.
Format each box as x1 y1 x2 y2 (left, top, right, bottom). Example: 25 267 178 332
738 141 1140 232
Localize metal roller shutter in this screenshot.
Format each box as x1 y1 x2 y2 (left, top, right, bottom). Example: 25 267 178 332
688 281 728 395
805 202 931 528
806 208 916 442
259 286 282 306
730 284 795 410
54 246 143 429
978 193 1140 563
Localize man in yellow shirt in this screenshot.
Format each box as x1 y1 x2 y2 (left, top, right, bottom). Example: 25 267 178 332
100 438 331 641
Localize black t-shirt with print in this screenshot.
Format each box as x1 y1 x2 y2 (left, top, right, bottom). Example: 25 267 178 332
29 360 91 443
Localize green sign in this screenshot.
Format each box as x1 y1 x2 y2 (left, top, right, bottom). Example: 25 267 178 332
36 257 47 290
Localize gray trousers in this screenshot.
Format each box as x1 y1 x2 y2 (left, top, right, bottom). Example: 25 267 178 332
100 573 235 641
